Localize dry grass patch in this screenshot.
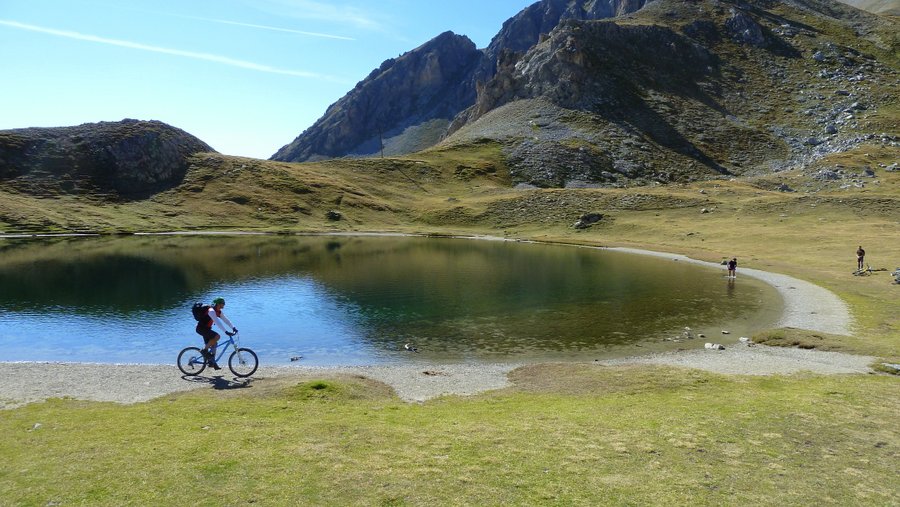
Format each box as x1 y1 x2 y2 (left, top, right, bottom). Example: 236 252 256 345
505 363 714 396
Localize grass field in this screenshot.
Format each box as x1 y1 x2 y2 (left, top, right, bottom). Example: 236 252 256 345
1 139 898 505
2 367 897 506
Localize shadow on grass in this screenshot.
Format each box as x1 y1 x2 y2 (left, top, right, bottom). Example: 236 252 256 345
181 374 253 390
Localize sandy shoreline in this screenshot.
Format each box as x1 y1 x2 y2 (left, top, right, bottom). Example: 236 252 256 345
0 245 868 409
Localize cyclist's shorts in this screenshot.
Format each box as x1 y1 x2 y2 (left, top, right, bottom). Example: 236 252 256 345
195 325 219 345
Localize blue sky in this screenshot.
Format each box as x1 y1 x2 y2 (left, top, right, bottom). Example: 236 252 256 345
0 0 536 159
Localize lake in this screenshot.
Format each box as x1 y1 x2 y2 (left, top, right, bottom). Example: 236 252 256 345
0 234 781 366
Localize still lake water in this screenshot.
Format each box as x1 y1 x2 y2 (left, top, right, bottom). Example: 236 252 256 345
0 235 782 366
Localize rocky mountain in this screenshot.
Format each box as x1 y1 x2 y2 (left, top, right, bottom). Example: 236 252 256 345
273 0 897 189
271 0 649 163
0 119 214 199
272 31 482 162
443 0 899 187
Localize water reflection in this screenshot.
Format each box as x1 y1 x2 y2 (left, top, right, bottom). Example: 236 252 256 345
0 235 781 365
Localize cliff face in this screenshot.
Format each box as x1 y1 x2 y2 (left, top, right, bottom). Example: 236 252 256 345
476 0 650 80
0 119 214 198
271 0 649 162
460 21 720 127
271 32 482 162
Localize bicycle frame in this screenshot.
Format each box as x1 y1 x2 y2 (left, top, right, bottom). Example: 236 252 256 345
209 332 245 362
184 334 237 368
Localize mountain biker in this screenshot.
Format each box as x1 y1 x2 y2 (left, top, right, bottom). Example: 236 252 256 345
196 297 238 370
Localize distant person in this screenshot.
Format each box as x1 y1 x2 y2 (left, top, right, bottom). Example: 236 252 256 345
856 246 865 271
727 258 738 278
195 297 238 370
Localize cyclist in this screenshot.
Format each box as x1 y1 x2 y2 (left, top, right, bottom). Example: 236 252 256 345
196 297 238 370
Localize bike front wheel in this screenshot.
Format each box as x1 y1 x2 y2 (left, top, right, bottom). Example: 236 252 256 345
229 347 258 377
177 347 207 376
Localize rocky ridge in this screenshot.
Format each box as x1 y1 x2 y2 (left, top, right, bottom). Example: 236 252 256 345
0 119 214 199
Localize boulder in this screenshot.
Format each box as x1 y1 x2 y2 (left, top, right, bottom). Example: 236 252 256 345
573 212 604 229
725 10 767 48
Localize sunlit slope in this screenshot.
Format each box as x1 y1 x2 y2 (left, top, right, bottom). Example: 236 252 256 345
0 141 510 234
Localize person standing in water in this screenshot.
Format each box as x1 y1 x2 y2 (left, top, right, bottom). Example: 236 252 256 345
727 258 738 278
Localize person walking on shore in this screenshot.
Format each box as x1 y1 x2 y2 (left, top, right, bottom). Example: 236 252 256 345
727 258 738 278
195 297 238 370
856 246 865 271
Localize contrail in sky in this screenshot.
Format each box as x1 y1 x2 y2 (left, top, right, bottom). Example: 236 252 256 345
195 17 355 41
0 19 345 81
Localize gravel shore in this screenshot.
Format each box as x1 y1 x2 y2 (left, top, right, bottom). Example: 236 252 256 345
0 342 874 409
0 248 868 409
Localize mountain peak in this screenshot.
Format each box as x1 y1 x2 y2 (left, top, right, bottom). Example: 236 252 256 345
272 31 481 162
271 0 650 162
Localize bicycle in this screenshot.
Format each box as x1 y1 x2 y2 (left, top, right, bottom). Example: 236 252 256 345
853 264 874 276
177 332 259 377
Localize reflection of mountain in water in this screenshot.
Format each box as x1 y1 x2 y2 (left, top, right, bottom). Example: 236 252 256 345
0 235 368 314
0 254 189 313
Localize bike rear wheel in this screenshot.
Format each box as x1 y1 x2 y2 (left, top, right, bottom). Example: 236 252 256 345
229 347 258 377
177 347 207 376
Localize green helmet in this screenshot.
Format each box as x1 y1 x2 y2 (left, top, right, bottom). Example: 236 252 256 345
212 297 225 306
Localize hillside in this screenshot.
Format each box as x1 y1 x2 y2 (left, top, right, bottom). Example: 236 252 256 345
448 0 899 187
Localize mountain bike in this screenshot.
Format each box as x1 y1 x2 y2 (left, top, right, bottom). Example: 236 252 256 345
177 332 258 377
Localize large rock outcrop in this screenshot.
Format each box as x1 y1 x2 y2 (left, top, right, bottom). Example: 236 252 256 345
0 119 214 198
271 32 482 162
460 22 720 125
475 0 650 82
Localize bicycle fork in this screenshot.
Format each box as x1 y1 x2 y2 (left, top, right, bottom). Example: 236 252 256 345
232 339 246 365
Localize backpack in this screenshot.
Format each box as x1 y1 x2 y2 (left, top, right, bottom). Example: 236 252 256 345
191 302 211 323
